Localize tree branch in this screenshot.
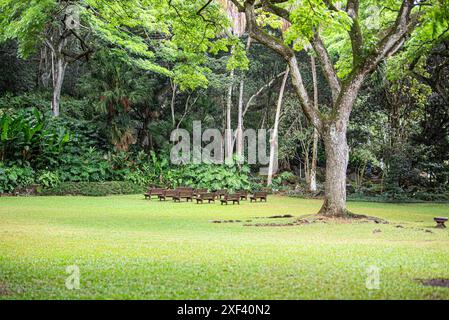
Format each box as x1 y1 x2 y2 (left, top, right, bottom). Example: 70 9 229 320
235 0 322 130
260 0 291 22
362 0 417 74
335 0 418 124
346 0 364 66
243 70 287 117
311 32 341 102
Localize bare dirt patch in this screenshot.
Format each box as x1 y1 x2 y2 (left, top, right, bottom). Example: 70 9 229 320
294 213 388 225
212 213 389 227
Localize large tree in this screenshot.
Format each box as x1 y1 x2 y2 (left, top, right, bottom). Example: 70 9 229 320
0 0 92 116
227 0 445 216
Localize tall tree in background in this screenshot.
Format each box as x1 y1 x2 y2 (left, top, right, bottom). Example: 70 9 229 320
0 0 92 116
229 0 444 216
219 0 247 162
267 66 289 186
307 50 319 193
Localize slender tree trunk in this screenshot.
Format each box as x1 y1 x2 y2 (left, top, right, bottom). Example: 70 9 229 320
225 68 234 162
170 82 177 128
47 36 68 117
236 75 244 161
308 54 319 192
309 128 318 192
51 54 67 117
304 151 310 186
319 123 349 216
267 67 289 186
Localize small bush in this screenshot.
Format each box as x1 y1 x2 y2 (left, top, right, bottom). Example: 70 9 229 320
412 191 449 202
41 181 144 196
124 170 149 187
37 171 60 188
165 162 252 192
0 164 35 193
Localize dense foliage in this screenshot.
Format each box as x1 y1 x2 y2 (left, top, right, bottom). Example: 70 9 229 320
0 0 448 201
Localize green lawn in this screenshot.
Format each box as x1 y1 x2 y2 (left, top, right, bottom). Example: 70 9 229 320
0 195 448 299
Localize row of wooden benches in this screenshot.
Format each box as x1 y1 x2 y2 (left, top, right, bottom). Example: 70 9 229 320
144 187 267 204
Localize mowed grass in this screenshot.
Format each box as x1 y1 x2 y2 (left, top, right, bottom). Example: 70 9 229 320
0 195 448 299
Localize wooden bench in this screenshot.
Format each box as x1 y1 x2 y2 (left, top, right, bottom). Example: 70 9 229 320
196 193 216 204
434 217 448 228
144 187 165 200
173 189 194 202
158 189 178 201
220 193 240 205
195 188 208 197
177 187 194 192
250 192 267 202
144 188 152 199
238 190 248 200
215 189 228 199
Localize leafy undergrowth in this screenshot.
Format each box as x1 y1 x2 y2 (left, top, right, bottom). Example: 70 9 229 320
0 195 448 299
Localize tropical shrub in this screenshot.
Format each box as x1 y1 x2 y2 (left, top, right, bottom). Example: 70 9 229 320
0 108 70 168
271 171 297 191
124 170 149 187
166 162 252 191
57 147 111 182
0 164 35 193
37 171 60 188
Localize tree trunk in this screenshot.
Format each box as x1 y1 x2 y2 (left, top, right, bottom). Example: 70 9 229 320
309 128 318 192
225 68 234 162
267 67 289 186
236 75 244 162
51 54 67 117
170 82 177 128
308 54 319 193
319 123 349 216
304 151 310 186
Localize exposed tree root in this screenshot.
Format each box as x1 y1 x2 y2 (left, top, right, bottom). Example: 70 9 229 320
295 212 389 225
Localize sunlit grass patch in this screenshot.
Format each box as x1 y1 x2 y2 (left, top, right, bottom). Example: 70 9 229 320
0 195 448 299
